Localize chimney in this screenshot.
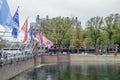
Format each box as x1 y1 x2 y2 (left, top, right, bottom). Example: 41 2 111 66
46 15 49 20
36 15 40 22
75 17 78 23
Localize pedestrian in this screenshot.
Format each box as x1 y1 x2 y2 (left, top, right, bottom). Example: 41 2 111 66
0 51 2 59
95 50 99 56
3 52 7 59
114 51 117 56
0 51 2 66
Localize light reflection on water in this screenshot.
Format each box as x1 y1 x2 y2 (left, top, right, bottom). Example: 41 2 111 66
9 62 120 80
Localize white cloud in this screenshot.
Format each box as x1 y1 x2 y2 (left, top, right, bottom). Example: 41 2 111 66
0 0 119 41
7 0 120 28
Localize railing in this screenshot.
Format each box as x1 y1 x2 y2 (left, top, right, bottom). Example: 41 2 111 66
0 52 34 66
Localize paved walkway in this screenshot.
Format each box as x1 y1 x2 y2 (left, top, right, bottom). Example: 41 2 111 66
70 54 120 62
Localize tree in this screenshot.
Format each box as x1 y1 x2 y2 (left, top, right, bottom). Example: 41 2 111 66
104 13 120 53
85 16 103 49
74 25 83 47
41 17 74 48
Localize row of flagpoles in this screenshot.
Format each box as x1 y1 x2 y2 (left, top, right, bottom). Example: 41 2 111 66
21 19 54 48
0 0 54 48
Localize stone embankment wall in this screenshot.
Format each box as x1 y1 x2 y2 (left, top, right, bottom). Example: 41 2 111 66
70 54 120 63
0 56 41 80
41 54 70 63
0 54 69 80
1 54 119 80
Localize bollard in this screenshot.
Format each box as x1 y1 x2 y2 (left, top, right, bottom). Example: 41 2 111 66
10 59 13 64
0 60 3 67
114 51 117 56
95 50 99 56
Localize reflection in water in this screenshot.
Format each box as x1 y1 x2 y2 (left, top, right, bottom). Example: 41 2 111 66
46 68 52 80
9 62 120 80
46 73 52 80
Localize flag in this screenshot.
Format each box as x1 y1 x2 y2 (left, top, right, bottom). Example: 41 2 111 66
25 26 34 48
43 36 48 45
36 33 40 45
27 26 33 43
50 41 54 46
47 40 54 48
11 8 19 38
40 33 47 45
0 0 13 30
21 19 28 43
40 34 53 46
40 33 43 44
40 33 48 45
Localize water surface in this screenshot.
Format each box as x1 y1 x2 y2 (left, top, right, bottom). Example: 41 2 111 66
9 62 120 80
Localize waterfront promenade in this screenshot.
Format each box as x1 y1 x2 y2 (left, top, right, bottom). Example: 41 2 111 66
1 53 120 67
71 54 120 62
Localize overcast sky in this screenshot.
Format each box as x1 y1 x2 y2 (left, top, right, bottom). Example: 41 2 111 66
7 0 120 28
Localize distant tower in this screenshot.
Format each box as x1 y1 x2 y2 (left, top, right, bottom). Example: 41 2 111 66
75 17 81 28
36 15 40 23
46 15 49 20
75 17 78 23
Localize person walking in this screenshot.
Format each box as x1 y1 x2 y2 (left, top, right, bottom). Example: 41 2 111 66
0 50 2 59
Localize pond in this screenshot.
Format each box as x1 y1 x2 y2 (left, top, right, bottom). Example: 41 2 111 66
9 62 120 80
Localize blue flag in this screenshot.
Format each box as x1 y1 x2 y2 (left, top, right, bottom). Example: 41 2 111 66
27 26 33 43
11 8 19 38
40 33 43 44
0 0 13 29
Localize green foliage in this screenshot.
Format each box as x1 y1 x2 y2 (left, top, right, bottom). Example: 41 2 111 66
85 16 103 48
41 17 74 47
84 13 120 51
38 13 120 49
74 26 83 47
104 13 120 44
